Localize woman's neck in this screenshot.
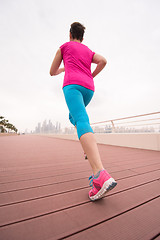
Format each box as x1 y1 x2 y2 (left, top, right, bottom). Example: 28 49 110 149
70 38 81 43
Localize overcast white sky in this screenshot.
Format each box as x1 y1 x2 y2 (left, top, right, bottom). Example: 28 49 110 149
0 0 160 132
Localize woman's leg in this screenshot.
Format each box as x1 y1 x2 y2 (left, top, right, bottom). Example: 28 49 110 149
80 132 104 175
63 85 117 201
63 85 104 175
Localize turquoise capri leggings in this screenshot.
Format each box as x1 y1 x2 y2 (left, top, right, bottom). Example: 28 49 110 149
63 84 94 139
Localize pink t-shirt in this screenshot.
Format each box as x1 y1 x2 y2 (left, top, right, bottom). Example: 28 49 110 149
60 41 95 91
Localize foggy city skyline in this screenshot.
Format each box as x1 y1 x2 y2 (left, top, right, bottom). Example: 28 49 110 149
0 0 160 133
24 116 159 135
33 119 61 134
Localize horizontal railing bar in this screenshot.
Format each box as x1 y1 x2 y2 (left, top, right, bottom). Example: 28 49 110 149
92 118 160 127
113 122 160 128
112 118 160 126
91 111 160 126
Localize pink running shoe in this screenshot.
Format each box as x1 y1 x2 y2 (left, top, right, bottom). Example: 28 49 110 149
89 169 117 201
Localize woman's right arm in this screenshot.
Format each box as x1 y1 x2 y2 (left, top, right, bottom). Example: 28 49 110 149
50 48 65 76
92 53 107 78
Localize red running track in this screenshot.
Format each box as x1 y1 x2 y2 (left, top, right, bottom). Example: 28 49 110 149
0 135 160 240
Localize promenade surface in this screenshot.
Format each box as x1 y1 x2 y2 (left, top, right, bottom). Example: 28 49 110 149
0 135 160 240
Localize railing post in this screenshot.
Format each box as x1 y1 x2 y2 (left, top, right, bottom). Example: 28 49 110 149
111 121 115 133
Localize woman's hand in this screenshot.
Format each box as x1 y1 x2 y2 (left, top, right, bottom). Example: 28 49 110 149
50 49 64 76
92 53 107 78
55 67 65 75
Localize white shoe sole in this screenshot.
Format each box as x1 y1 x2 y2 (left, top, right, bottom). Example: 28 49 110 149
89 178 117 201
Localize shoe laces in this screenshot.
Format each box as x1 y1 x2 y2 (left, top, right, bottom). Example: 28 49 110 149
89 175 94 187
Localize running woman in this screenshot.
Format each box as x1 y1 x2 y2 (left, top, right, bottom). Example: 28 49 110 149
50 22 117 201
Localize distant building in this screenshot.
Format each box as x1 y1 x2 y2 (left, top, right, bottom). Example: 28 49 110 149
34 120 61 134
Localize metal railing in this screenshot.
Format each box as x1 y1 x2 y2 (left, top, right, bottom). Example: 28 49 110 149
91 111 160 133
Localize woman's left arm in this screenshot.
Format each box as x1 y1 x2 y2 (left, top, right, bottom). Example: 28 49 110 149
50 48 65 76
